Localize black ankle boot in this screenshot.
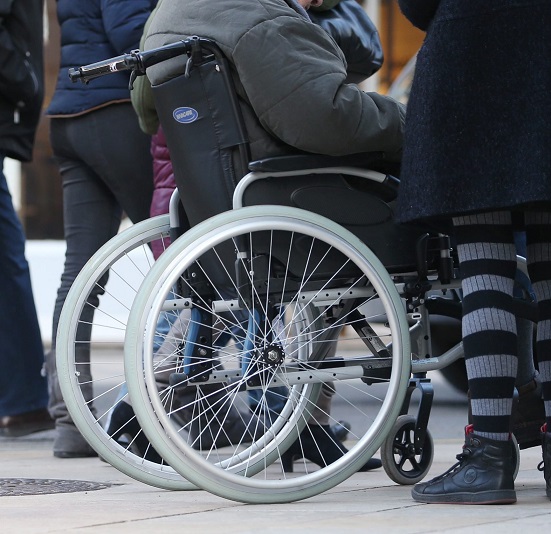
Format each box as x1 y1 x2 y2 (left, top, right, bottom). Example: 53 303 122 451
281 424 381 473
412 428 516 504
538 424 551 500
105 402 163 463
188 405 260 450
178 385 263 450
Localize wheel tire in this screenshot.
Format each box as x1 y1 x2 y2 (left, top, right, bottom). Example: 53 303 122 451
381 415 434 485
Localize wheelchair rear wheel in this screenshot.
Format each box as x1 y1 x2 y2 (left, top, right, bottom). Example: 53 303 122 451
56 215 195 490
125 206 411 503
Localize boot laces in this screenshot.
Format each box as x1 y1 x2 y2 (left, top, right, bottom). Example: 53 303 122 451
430 444 474 481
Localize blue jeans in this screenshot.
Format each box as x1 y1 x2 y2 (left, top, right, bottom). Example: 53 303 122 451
0 157 48 417
46 103 153 425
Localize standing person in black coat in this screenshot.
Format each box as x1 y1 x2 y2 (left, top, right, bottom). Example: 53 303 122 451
396 0 551 504
0 0 54 437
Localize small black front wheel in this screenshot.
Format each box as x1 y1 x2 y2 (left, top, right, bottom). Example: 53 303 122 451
381 415 434 485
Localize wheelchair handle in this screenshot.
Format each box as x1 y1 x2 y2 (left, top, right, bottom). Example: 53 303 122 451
68 37 214 84
68 52 141 83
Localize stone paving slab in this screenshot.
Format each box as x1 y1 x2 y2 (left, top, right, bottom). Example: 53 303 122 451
1 432 550 533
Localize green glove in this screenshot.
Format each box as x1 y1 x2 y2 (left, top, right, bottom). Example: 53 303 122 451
310 0 342 12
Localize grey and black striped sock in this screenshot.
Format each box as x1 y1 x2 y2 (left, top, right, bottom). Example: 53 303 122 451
525 211 551 429
453 211 517 441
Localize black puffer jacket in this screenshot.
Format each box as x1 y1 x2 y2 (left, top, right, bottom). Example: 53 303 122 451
0 0 44 161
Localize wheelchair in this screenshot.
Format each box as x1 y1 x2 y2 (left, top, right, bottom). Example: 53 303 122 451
60 37 527 503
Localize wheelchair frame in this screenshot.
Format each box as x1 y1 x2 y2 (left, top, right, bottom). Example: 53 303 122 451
57 37 528 503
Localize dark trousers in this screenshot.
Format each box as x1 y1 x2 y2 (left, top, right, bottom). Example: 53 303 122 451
47 103 153 425
0 157 48 416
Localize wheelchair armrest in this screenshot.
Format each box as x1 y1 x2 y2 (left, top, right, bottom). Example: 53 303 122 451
248 152 387 173
234 152 400 210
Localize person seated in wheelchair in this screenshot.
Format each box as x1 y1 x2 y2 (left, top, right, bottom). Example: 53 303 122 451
136 0 405 469
144 0 405 168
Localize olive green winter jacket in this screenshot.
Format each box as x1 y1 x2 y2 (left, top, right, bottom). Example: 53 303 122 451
143 0 405 162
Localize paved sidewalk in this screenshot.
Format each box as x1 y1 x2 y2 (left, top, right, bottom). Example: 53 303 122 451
1 430 549 533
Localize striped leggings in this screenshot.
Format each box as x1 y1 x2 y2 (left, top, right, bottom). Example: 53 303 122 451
453 211 551 440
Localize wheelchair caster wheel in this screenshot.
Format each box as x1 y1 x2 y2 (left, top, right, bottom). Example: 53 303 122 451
381 415 434 485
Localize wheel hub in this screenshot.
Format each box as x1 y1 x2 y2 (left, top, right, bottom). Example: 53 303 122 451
261 343 285 367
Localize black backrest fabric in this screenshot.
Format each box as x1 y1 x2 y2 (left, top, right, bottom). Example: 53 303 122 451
152 51 249 229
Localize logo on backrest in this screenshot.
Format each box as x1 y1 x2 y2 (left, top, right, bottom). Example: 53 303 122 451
173 107 198 124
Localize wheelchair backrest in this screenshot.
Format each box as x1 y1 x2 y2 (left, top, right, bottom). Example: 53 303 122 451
152 39 250 229
151 38 428 275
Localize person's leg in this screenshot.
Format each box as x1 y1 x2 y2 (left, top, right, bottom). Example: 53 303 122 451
457 212 518 440
524 211 551 499
510 230 545 448
514 231 537 385
46 119 122 456
280 381 381 473
0 158 49 422
47 107 153 457
413 211 517 504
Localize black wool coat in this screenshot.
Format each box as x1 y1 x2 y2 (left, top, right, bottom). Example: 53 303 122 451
396 0 551 225
0 0 44 162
